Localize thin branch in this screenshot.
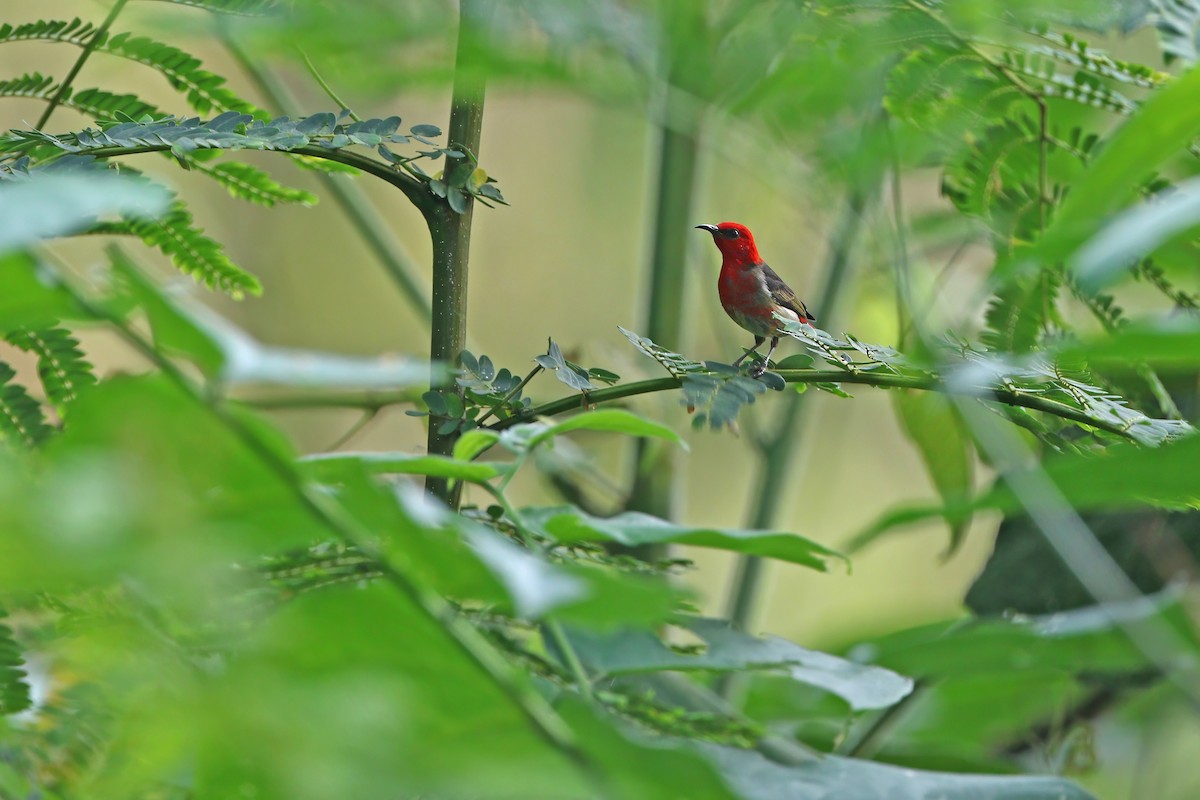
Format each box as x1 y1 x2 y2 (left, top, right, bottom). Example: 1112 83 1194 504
299 49 362 121
322 408 379 452
68 141 436 215
475 363 543 426
843 681 928 758
493 370 1142 440
219 30 433 322
36 0 131 130
241 389 416 410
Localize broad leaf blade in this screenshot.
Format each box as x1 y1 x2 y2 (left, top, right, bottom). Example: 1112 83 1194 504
524 506 845 572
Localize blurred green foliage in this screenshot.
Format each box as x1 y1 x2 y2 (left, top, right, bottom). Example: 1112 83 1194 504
0 0 1199 798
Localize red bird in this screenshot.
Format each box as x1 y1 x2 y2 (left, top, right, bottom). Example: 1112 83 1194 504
696 222 816 376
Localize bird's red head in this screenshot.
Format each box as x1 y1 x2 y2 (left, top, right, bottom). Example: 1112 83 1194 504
695 221 762 264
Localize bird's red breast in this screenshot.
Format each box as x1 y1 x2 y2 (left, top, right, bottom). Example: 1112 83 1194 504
699 221 815 337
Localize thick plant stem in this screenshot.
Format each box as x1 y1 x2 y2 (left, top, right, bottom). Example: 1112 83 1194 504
625 1 708 531
425 0 490 506
627 124 700 527
220 31 433 323
717 183 873 702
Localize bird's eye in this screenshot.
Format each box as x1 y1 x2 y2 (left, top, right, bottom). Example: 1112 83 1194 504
720 228 740 239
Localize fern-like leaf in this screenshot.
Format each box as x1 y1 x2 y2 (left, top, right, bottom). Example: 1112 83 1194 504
1138 260 1200 312
0 17 97 47
99 33 260 116
1151 0 1200 64
91 201 262 297
0 360 53 448
5 326 96 410
0 604 32 716
1025 30 1169 89
617 326 706 378
980 271 1064 354
188 160 317 206
0 72 56 102
67 87 163 121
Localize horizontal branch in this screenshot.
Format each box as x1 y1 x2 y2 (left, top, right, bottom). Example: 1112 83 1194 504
490 369 1137 439
68 142 438 216
240 389 418 411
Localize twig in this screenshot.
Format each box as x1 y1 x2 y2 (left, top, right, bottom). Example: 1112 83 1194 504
36 0 130 130
494 371 1144 440
475 364 543 426
220 27 433 322
298 49 362 121
322 408 379 452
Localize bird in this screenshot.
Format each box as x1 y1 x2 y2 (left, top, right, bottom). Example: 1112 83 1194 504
695 221 816 377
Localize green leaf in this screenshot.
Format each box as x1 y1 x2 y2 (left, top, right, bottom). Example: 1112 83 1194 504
192 160 317 207
567 617 913 712
523 506 846 572
111 247 226 375
5 325 97 410
703 743 1094 800
892 390 974 554
302 452 511 484
199 585 597 799
0 173 168 254
858 589 1196 679
1059 317 1200 369
1030 60 1200 269
1073 177 1200 291
453 428 501 461
619 326 707 378
557 699 741 800
0 251 85 330
527 409 683 449
1153 0 1200 64
535 339 595 391
94 200 262 298
0 359 54 448
99 33 260 116
0 604 32 715
1024 434 1200 509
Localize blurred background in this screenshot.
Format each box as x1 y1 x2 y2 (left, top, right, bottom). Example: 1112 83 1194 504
3 1 1197 796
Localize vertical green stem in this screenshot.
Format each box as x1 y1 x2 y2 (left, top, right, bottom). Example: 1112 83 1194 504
37 0 130 130
425 0 491 506
718 182 874 701
627 122 700 527
625 1 709 533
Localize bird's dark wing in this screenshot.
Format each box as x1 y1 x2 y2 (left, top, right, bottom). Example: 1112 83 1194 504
762 264 816 321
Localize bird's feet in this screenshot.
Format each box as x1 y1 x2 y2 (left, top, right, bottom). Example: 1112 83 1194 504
747 359 767 378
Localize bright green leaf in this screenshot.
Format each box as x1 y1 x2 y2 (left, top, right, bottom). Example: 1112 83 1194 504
524 506 846 572
528 409 684 450
892 389 974 554
302 452 511 483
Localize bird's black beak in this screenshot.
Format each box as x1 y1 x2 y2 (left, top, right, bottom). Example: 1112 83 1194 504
695 224 719 233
